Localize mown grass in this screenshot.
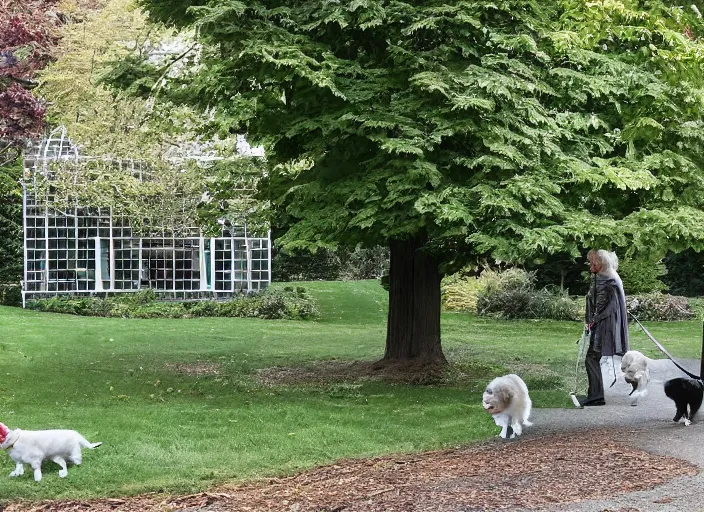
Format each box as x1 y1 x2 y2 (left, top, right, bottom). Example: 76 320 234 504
0 280 701 500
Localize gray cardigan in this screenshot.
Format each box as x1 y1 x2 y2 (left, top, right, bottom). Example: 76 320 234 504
585 274 630 357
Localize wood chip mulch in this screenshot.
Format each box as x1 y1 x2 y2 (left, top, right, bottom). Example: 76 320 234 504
4 430 699 512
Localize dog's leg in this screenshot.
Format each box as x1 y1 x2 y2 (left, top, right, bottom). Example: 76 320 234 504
689 394 703 421
674 400 688 422
9 463 24 477
637 374 648 399
628 380 638 396
511 420 522 438
68 450 82 466
51 456 68 478
30 460 42 482
630 387 640 406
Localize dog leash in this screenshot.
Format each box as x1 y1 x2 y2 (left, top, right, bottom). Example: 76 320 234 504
569 329 590 408
629 312 701 380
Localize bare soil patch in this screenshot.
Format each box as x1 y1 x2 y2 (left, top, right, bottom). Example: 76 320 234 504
5 429 697 512
166 362 222 377
256 359 449 386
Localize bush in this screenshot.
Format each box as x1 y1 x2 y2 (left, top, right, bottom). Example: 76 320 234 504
476 268 580 321
618 256 668 295
441 272 480 312
0 283 21 306
475 268 535 318
627 293 695 322
0 160 23 285
274 249 343 281
530 287 582 321
339 246 389 280
26 287 319 320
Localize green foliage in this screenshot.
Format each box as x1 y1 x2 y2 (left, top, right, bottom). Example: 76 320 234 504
273 246 388 281
196 157 271 236
340 246 389 280
475 268 580 320
441 271 481 313
618 256 668 295
524 251 588 296
37 0 174 160
119 0 704 265
35 0 270 236
627 293 695 322
273 248 343 281
687 297 704 319
663 250 704 297
0 158 22 283
26 287 319 319
0 283 22 306
34 158 207 235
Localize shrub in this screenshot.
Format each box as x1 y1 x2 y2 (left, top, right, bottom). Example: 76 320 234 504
530 287 581 321
618 256 668 295
130 302 187 319
476 268 580 321
475 268 535 319
273 249 342 281
688 297 704 319
128 289 156 305
0 283 21 306
441 272 480 312
627 293 695 322
339 246 389 280
26 287 319 320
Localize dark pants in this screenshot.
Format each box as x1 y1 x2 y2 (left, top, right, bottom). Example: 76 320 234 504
584 346 604 403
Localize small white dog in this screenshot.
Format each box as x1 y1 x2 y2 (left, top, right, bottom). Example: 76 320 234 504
0 422 102 482
482 374 533 439
620 350 651 406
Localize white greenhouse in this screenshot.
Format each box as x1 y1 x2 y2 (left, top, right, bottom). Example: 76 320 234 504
21 128 271 307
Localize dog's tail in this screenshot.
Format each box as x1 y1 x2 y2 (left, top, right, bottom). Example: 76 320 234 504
79 436 103 449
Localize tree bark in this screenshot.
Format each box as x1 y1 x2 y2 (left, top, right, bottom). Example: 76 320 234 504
383 235 446 364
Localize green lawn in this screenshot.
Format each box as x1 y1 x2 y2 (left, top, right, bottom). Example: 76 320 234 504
0 280 701 500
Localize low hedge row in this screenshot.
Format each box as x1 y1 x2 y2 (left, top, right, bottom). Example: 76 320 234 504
26 287 319 320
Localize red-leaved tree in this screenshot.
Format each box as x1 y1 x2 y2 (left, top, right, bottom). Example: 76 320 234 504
0 0 60 144
0 0 60 288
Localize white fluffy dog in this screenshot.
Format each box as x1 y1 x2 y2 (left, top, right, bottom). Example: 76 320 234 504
0 422 102 482
620 350 651 406
482 374 533 439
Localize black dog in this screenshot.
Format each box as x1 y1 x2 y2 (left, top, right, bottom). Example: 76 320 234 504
664 377 704 426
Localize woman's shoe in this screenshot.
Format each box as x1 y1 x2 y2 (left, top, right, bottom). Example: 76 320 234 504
578 395 606 406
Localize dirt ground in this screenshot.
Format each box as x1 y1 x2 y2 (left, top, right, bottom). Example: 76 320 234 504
4 429 697 512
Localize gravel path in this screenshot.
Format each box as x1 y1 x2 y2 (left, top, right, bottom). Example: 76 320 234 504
523 356 704 512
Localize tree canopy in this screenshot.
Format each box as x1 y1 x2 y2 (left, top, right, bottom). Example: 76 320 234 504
119 0 704 269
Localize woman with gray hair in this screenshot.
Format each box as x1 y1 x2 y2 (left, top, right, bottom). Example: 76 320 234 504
579 249 630 406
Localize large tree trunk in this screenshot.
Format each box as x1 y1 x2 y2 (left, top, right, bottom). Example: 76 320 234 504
382 235 446 364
